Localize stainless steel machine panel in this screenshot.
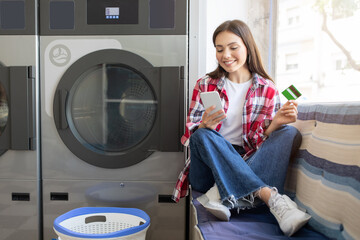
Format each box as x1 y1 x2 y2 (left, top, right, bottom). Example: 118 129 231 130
40 1 188 240
0 1 40 238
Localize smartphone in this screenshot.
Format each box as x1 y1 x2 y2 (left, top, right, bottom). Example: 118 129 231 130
200 91 224 116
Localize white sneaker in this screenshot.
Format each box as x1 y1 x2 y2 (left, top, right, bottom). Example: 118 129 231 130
202 200 231 221
197 184 231 221
269 188 311 236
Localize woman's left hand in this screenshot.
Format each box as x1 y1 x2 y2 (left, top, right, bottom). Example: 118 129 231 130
273 100 298 126
264 100 298 136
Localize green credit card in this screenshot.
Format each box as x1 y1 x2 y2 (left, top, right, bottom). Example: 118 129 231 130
282 85 302 100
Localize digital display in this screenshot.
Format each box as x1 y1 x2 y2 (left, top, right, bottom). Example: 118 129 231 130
105 7 119 19
87 0 138 25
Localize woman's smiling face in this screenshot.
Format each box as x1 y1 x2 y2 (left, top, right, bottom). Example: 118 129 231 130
215 31 249 78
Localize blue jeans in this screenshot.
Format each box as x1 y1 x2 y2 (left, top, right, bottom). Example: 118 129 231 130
188 125 302 202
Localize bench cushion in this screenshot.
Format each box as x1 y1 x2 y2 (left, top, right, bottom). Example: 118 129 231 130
286 103 360 239
192 190 328 240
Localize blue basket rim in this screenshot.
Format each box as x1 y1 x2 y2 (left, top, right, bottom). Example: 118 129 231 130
53 207 150 238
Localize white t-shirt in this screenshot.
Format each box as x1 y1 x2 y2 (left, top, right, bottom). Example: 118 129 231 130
219 78 252 146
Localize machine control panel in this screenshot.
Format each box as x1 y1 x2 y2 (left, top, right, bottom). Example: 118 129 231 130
87 0 138 25
0 0 36 35
40 0 186 35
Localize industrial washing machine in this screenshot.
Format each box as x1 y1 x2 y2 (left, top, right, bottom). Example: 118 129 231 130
0 1 40 240
39 0 188 239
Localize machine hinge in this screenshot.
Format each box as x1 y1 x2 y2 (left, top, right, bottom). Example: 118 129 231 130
29 137 36 150
27 66 36 79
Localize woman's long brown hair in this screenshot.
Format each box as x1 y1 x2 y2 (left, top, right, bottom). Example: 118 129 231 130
208 20 273 82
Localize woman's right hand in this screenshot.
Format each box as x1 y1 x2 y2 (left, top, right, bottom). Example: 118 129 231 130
199 105 226 130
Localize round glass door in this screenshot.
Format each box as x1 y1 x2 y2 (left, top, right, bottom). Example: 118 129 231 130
0 83 8 137
67 64 157 154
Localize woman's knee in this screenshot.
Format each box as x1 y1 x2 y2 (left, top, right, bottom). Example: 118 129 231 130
270 125 302 147
281 125 302 154
278 125 301 139
190 128 216 144
285 125 302 143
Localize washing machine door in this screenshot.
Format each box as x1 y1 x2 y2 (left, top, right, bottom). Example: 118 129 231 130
54 49 183 168
0 75 7 156
0 65 36 156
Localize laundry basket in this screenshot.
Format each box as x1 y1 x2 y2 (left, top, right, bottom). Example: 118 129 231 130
53 207 150 240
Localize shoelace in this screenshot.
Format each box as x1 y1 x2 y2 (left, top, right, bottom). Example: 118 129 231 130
272 195 289 218
242 193 255 204
224 193 258 213
225 195 236 209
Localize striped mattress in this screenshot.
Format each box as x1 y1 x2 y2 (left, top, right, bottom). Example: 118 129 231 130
285 102 360 240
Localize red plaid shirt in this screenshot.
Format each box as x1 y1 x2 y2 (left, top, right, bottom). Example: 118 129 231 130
172 73 281 202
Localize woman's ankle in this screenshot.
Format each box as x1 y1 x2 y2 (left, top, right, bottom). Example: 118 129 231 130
255 187 272 207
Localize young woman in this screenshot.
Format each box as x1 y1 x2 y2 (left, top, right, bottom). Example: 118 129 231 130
172 20 310 236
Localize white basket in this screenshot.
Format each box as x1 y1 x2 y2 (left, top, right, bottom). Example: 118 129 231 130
53 207 150 240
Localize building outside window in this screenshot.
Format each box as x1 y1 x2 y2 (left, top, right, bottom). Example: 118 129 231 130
276 0 360 102
286 7 301 26
285 53 299 71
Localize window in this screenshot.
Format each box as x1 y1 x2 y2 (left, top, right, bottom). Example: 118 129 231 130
335 58 352 71
285 53 298 71
287 7 300 26
276 0 360 102
335 59 342 70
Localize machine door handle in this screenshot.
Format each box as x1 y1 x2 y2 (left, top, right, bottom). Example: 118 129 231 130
26 66 36 150
54 89 69 130
159 66 184 152
9 66 36 150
